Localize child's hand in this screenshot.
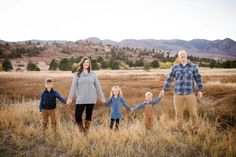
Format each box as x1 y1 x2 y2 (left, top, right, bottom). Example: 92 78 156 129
198 91 203 99
131 108 134 112
159 91 162 98
39 112 43 116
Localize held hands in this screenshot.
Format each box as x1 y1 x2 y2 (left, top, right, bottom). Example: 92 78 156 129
66 99 72 105
100 98 106 104
160 90 165 97
39 111 43 116
198 91 203 99
159 91 163 98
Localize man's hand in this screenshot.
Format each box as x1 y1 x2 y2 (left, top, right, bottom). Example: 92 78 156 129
159 91 163 97
198 91 203 99
160 90 165 97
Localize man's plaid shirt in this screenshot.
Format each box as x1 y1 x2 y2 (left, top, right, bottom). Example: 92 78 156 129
162 62 204 95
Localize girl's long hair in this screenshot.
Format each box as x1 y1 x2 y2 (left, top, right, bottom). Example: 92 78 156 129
109 86 123 98
77 57 92 77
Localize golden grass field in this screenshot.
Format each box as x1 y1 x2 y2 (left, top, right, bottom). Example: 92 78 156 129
0 68 236 157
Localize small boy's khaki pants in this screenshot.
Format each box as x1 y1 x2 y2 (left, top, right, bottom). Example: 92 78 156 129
144 105 154 130
174 93 198 129
42 109 57 131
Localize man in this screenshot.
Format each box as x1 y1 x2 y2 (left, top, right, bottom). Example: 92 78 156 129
161 50 203 132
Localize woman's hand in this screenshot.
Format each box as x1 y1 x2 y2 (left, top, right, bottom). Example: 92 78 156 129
100 98 106 104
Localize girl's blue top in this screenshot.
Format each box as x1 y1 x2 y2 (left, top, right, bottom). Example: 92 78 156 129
105 96 131 119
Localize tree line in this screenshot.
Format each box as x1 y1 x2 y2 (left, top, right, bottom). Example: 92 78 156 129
1 56 236 72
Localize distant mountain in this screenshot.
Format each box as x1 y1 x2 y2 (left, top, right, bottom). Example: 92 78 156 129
1 37 236 61
0 40 6 44
86 37 236 58
0 39 68 45
1 37 236 71
17 39 68 45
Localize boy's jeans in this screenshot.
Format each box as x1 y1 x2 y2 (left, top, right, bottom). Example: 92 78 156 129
42 109 56 131
174 93 198 129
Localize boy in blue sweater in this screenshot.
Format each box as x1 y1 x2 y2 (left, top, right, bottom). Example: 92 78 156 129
39 78 66 131
132 91 162 130
105 86 132 131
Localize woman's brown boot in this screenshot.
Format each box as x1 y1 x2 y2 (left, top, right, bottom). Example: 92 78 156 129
77 122 84 132
84 120 91 134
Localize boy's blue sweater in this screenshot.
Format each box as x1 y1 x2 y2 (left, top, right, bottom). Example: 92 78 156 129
39 89 66 112
134 97 161 111
105 96 131 119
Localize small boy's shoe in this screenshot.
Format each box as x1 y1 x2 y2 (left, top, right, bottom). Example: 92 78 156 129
190 126 198 135
84 120 91 135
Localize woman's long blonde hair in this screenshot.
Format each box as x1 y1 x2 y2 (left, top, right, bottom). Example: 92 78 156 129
77 57 92 77
109 86 123 98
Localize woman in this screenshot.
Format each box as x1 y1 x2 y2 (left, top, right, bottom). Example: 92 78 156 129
67 57 105 134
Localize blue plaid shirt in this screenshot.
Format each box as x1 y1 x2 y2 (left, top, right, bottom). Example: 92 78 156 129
162 62 203 95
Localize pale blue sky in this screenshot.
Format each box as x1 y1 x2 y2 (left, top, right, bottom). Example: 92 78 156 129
0 0 235 41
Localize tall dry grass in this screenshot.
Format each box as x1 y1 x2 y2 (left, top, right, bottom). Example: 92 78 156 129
0 69 236 156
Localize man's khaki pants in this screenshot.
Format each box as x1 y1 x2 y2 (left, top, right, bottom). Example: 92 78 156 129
174 93 198 129
42 109 57 131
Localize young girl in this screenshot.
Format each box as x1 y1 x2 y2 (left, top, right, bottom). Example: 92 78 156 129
105 86 131 130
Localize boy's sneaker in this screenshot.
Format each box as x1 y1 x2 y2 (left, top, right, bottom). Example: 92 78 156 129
190 126 198 135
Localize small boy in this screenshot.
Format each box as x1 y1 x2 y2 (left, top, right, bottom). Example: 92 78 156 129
39 78 66 131
132 91 162 130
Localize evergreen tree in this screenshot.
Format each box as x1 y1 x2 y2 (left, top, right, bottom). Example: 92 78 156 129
59 58 71 71
91 59 99 70
2 58 13 71
101 60 109 69
209 60 216 68
125 59 134 67
230 60 236 68
134 59 144 67
97 56 104 63
222 60 231 68
111 61 119 70
0 64 3 71
151 60 159 68
75 56 83 63
70 56 75 64
27 61 40 71
144 63 151 71
49 59 58 70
